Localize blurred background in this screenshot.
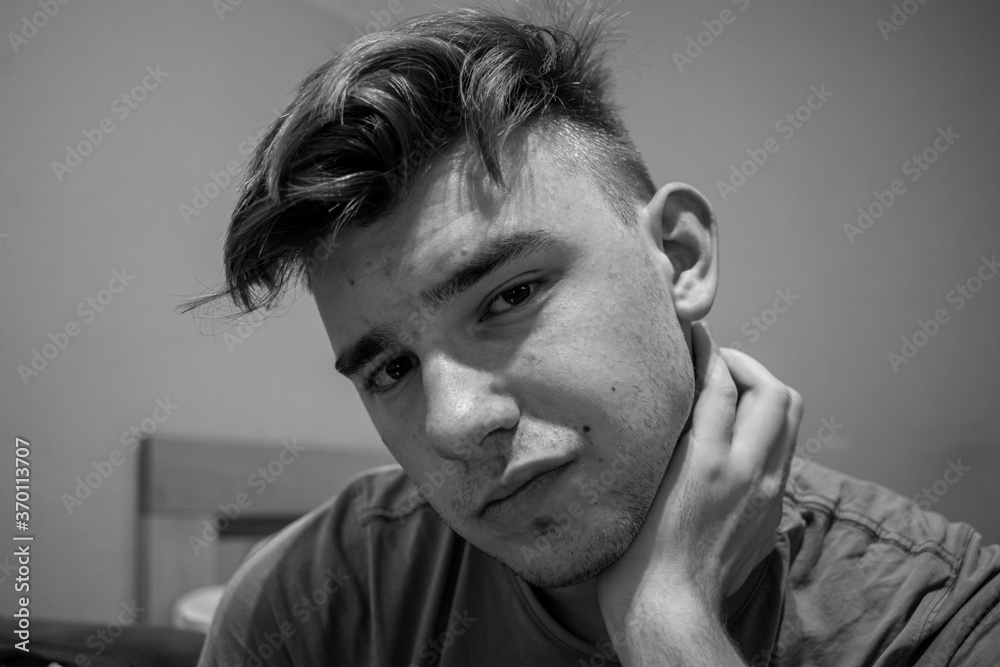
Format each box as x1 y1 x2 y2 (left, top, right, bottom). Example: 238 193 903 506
1 0 998 625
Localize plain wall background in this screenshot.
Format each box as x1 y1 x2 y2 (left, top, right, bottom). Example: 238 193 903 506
1 0 998 622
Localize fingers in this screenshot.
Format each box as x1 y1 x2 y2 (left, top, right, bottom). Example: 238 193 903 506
718 347 804 432
718 346 785 397
719 346 803 484
687 321 738 451
688 322 804 486
781 387 804 481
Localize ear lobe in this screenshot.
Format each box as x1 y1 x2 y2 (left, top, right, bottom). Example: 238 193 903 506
643 182 719 322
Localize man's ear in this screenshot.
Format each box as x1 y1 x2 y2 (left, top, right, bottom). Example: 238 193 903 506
640 182 718 322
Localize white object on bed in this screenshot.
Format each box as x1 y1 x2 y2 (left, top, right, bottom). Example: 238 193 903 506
171 584 226 633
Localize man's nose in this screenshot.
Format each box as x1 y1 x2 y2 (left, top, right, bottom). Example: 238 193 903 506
421 352 518 460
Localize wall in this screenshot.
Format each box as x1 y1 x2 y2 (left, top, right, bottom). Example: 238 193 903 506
613 0 1000 544
1 0 998 622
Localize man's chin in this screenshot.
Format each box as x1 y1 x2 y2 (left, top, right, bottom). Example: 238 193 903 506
512 551 619 590
494 524 640 590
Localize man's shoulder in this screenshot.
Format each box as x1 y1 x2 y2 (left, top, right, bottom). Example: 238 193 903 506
198 464 457 666
782 455 975 572
775 456 1000 665
784 455 979 556
786 454 915 509
222 462 450 596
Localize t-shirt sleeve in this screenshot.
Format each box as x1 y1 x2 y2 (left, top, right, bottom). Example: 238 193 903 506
195 545 296 666
197 482 372 667
950 600 1000 666
925 580 1000 666
911 533 1000 666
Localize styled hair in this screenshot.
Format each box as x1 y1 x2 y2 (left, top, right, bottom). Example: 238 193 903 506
180 2 656 317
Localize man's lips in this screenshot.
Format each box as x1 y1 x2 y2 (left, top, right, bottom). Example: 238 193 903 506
477 457 573 516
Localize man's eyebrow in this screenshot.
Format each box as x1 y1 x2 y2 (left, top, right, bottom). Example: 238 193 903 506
334 229 567 380
419 229 567 312
334 325 396 379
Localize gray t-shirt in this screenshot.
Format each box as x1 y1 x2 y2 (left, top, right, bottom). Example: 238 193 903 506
198 458 1000 665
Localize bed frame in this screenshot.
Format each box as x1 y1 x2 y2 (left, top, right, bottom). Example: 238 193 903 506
136 434 396 624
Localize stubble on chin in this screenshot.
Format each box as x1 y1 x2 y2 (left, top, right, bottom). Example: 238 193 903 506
493 499 648 590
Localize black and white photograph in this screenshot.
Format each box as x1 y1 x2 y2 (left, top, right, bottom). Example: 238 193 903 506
2 0 999 664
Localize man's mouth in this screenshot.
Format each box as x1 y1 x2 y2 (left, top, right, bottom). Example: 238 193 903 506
479 459 573 519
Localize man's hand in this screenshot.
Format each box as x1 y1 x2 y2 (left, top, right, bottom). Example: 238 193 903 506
595 321 803 666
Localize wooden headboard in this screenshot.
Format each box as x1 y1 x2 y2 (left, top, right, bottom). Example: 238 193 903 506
136 434 396 624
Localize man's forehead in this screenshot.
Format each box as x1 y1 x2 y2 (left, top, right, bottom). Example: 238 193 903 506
324 185 513 292
315 134 569 292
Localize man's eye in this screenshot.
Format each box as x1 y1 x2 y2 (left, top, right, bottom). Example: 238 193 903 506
365 355 416 394
363 281 543 393
484 281 540 318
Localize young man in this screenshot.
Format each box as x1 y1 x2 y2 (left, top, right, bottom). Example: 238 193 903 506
188 6 1000 665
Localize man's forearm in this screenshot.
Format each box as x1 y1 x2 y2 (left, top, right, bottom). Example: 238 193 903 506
606 591 748 667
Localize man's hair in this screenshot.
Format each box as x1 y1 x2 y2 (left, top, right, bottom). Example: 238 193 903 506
181 2 656 316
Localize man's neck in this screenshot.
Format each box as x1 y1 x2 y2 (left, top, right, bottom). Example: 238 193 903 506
527 539 777 653
530 579 611 648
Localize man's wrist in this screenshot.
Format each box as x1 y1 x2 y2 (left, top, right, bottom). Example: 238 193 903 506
599 571 721 625
600 586 745 667
600 587 708 644
610 585 718 634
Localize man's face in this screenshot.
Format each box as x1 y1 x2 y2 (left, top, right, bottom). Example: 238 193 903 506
311 131 697 588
